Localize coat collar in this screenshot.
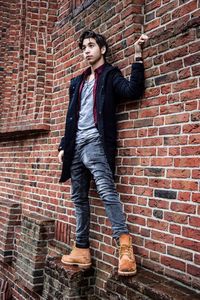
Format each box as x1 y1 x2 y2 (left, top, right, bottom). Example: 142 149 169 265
83 63 106 78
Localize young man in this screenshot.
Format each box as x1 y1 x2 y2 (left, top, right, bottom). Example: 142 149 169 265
58 30 148 276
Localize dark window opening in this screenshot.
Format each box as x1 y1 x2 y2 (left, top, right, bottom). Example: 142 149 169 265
72 0 96 17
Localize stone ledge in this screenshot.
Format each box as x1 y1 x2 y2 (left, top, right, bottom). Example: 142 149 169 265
23 213 55 226
0 124 50 141
104 268 200 300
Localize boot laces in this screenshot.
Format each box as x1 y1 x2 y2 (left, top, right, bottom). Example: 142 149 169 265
119 245 132 258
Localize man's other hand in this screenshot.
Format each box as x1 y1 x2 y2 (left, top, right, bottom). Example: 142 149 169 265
58 150 64 163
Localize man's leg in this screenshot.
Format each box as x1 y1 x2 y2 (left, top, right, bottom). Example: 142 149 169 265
71 148 91 248
81 137 128 239
61 146 92 267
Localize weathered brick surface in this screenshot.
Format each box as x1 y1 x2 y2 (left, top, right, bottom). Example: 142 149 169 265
15 213 55 293
103 268 200 300
0 0 200 299
0 200 21 263
42 255 95 299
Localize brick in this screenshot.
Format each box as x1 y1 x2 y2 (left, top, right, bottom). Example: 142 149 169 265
145 240 166 253
164 46 188 62
183 124 200 133
164 212 188 224
144 18 160 31
159 125 181 135
181 146 200 156
150 178 170 189
167 246 193 261
194 253 200 265
161 256 186 272
180 89 200 101
167 169 190 179
165 113 189 125
172 79 198 93
147 219 169 231
185 100 198 111
187 264 200 277
170 224 181 235
152 231 174 244
149 198 169 210
171 202 196 214
160 60 183 74
151 157 173 167
178 67 191 80
178 191 191 201
164 136 187 145
172 179 198 191
160 103 184 115
153 209 163 219
175 237 200 252
182 227 200 241
174 157 200 167
192 193 200 203
184 53 200 66
191 111 200 121
155 72 178 86
192 65 200 76
144 168 164 177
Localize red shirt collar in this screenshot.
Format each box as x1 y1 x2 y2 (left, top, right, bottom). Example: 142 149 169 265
83 63 105 78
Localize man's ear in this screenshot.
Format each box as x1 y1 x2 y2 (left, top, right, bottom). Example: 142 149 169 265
101 46 106 55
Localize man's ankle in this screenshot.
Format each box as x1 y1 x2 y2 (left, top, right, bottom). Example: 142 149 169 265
75 242 90 249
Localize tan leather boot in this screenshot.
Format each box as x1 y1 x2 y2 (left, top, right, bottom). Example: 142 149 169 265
61 246 92 268
118 234 137 276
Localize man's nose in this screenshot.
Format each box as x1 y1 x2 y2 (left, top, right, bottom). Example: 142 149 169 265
85 47 90 54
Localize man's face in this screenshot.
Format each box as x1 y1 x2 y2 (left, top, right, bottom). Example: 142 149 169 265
81 38 105 65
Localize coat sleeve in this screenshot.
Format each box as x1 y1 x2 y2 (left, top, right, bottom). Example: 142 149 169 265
57 78 75 152
112 63 144 100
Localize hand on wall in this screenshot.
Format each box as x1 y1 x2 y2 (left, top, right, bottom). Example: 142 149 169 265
134 34 149 56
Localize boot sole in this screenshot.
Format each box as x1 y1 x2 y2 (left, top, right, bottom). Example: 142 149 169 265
118 269 137 276
61 258 92 269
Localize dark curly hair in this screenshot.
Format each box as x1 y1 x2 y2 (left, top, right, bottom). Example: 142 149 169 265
79 30 108 58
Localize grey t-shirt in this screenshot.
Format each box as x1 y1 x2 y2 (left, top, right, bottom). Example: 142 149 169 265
76 78 99 144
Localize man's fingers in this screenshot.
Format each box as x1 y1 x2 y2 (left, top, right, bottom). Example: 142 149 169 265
141 34 149 40
138 34 149 44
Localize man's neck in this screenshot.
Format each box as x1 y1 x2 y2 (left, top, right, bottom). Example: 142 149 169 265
90 58 105 74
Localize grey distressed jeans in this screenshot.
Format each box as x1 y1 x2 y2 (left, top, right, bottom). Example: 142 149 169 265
70 135 129 248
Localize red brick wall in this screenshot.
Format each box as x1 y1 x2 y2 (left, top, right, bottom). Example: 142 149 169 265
0 0 200 298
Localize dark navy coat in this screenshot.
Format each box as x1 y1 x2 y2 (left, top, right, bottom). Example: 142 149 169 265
59 62 144 182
